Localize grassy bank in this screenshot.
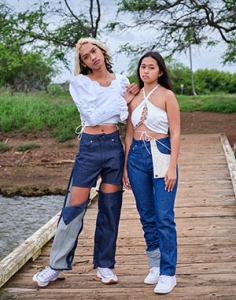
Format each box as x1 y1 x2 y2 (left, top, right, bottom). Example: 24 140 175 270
177 94 236 113
0 90 78 142
0 89 236 142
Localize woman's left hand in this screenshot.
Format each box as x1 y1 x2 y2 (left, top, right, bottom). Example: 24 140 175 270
123 170 132 190
164 168 177 192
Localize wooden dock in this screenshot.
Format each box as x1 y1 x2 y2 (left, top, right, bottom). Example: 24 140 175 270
1 134 236 300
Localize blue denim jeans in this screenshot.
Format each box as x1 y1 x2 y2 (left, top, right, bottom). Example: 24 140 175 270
73 130 124 187
127 137 178 276
50 130 124 270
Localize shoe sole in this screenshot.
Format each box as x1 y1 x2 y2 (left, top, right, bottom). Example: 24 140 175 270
96 275 118 284
154 282 176 294
33 279 57 287
33 274 58 288
144 280 159 285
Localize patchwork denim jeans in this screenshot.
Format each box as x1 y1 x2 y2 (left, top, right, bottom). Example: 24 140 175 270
127 137 178 276
50 130 124 270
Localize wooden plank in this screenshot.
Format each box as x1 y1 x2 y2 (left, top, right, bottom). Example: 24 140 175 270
0 213 60 289
2 285 236 300
221 133 236 198
1 134 236 300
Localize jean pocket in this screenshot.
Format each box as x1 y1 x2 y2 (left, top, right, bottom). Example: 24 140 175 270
110 137 123 148
156 141 171 155
79 140 94 152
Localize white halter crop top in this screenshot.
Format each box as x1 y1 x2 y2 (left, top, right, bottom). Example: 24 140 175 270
131 84 169 134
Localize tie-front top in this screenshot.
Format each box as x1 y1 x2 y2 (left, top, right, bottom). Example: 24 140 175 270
131 84 169 135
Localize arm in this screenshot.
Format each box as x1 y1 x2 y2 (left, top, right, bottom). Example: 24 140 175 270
122 110 134 190
69 79 99 126
165 91 181 192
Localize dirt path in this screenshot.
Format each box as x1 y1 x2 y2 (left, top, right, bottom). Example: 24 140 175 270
1 112 236 197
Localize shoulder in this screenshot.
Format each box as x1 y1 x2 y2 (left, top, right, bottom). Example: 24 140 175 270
115 73 127 80
70 74 90 86
69 74 97 102
115 73 130 84
161 88 179 111
69 75 95 96
158 86 176 100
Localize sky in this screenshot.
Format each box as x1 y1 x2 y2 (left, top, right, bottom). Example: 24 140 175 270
7 0 236 83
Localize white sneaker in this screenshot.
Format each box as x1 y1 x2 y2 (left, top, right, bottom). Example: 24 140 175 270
96 267 118 284
33 266 60 287
154 275 176 294
144 267 160 284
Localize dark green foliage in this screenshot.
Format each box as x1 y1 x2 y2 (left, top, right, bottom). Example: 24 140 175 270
15 143 40 152
0 142 9 152
0 0 100 92
194 69 236 94
171 68 236 95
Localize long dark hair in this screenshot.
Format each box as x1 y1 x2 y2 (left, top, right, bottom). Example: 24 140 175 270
137 51 172 90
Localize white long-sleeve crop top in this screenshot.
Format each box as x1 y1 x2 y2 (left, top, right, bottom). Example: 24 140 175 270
131 84 169 134
69 73 129 128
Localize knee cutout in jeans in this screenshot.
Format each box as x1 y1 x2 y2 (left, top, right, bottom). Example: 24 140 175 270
98 183 122 194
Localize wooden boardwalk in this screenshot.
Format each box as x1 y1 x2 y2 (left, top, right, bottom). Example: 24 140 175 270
1 134 236 300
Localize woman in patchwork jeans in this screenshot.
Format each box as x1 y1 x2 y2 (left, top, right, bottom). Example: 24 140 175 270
32 37 138 287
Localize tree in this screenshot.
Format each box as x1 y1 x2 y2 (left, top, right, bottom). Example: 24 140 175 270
109 0 236 66
7 0 102 69
0 0 102 89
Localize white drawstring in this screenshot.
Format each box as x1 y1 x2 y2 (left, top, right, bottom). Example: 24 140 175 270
134 131 170 155
75 123 86 140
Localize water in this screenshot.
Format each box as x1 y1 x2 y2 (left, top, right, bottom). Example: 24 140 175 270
0 194 64 261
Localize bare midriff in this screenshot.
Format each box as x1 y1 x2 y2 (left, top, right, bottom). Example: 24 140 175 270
84 124 118 135
134 124 168 140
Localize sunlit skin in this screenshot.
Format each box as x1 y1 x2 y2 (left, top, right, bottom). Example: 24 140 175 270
123 56 181 192
140 56 163 89
70 43 139 206
79 43 139 98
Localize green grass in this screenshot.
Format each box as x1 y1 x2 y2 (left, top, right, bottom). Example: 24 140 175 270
0 89 80 142
176 94 236 113
0 89 235 142
0 142 10 152
15 143 41 152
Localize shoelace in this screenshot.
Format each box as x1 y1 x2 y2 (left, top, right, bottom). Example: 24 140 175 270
159 275 169 284
40 267 59 280
100 268 114 277
150 267 159 274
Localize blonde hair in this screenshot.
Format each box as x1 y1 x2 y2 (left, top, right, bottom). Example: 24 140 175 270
74 37 113 75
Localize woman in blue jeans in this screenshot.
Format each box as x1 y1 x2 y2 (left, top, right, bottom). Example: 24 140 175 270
32 37 138 287
123 51 181 294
